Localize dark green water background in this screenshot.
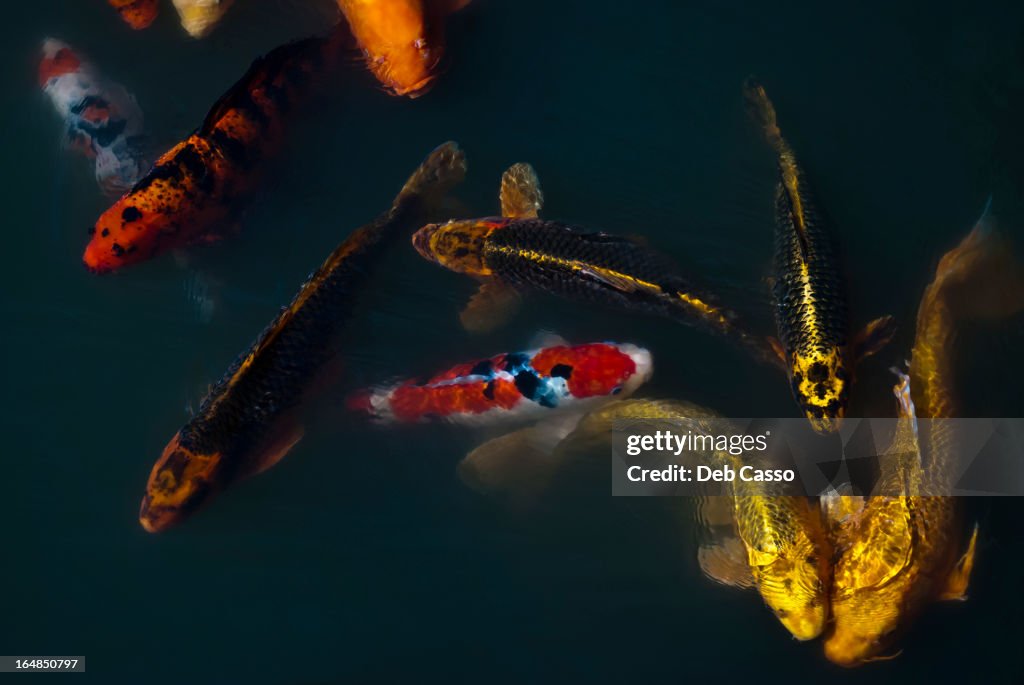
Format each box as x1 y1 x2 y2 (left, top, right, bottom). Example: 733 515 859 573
3 1 1023 683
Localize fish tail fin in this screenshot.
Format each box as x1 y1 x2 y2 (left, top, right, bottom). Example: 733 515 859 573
933 199 1024 320
394 141 467 210
743 77 785 152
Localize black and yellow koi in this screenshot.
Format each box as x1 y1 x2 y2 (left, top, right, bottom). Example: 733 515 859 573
744 79 895 433
139 142 466 532
413 164 773 362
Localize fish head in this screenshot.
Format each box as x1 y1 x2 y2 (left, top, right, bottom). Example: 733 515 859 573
790 347 849 433
173 0 235 39
745 506 832 640
526 343 653 402
346 0 442 97
139 432 222 533
825 495 919 666
617 344 653 396
413 218 506 276
85 193 166 272
824 594 904 667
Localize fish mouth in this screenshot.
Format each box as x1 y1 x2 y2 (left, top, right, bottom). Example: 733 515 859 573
412 224 441 262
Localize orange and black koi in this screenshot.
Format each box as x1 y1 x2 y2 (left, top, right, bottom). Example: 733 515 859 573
139 142 466 533
348 342 652 424
107 0 159 30
85 29 344 273
744 80 894 433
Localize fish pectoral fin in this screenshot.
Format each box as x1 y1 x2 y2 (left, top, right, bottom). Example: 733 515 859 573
698 536 756 589
499 163 543 219
457 413 584 503
852 315 898 362
248 421 305 477
766 336 788 368
939 524 979 601
460 281 521 333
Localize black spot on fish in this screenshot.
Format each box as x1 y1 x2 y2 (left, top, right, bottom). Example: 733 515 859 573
514 371 541 399
132 161 183 193
111 243 125 257
805 555 817 565
550 364 572 379
469 360 492 377
482 380 496 400
122 206 142 223
101 228 109 238
453 247 469 258
177 144 214 194
808 362 829 382
209 128 250 168
784 578 794 590
503 353 529 373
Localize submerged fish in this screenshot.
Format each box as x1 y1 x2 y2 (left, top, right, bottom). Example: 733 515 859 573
39 38 150 197
107 0 159 29
476 398 833 640
413 163 772 361
349 340 652 425
824 204 1024 666
172 0 235 38
337 0 471 97
744 80 895 433
139 142 466 533
85 29 343 273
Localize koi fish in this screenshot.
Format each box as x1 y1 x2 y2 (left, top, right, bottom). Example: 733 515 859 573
348 341 652 425
39 38 150 197
172 0 235 38
85 29 344 273
336 0 472 97
107 0 159 29
467 397 832 640
823 203 1024 666
139 142 466 533
744 80 895 433
412 163 773 362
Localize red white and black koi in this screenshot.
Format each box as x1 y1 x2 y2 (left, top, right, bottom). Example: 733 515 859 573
348 342 653 425
39 38 149 197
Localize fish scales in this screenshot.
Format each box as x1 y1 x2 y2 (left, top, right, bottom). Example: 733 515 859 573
139 143 466 532
484 219 730 326
772 167 848 356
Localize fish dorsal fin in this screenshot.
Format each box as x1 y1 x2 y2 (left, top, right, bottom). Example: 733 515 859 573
698 536 756 589
199 36 316 135
499 163 543 218
460 280 521 333
939 524 979 601
853 315 897 362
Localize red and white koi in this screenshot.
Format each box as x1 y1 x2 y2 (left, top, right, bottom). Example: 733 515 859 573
39 38 149 197
348 341 653 425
